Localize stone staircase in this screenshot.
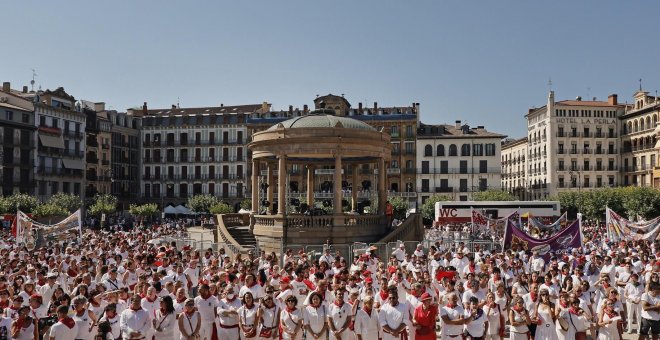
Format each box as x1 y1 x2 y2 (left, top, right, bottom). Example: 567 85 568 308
226 225 257 248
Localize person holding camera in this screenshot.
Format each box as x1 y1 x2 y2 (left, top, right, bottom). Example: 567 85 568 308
48 305 77 340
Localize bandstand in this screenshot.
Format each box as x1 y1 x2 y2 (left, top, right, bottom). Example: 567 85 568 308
248 108 393 253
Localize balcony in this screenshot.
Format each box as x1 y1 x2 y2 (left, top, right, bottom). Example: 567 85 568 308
607 149 617 154
36 166 83 177
86 154 99 163
101 160 110 165
62 149 84 158
582 148 592 154
569 149 579 154
386 168 401 175
594 148 605 154
86 173 98 181
435 186 453 193
63 130 83 139
86 139 99 148
101 143 110 150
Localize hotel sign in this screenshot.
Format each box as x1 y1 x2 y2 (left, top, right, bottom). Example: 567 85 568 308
555 118 616 125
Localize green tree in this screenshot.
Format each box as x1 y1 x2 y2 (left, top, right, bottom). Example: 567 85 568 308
387 196 409 220
5 193 39 214
472 190 515 201
0 196 12 215
88 194 118 217
47 193 82 213
421 194 452 221
209 202 233 215
33 203 68 224
129 203 159 225
186 194 219 214
240 199 252 211
622 186 660 219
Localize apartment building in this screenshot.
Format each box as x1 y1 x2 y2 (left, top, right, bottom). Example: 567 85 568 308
620 89 660 187
84 101 113 198
521 91 624 199
0 82 36 196
501 138 528 199
140 103 264 208
106 110 142 210
416 121 506 204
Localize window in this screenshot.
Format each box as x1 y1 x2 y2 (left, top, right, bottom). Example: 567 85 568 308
40 116 46 126
440 161 448 174
479 160 487 173
459 179 468 192
461 144 470 156
459 160 468 174
424 145 432 157
479 178 487 191
448 144 457 156
421 161 429 174
485 143 496 156
390 126 399 137
22 114 29 123
52 118 58 128
473 144 483 156
404 142 414 154
436 145 445 156
406 125 413 137
4 110 13 121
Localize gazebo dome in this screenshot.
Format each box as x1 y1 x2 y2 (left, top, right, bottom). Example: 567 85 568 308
267 111 375 131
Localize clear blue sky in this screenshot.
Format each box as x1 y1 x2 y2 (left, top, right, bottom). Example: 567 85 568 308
3 1 659 137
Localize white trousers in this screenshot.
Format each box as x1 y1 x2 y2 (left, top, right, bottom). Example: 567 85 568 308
627 300 642 332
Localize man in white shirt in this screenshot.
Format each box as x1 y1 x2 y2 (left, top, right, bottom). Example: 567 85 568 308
49 305 78 340
378 286 412 340
194 283 218 340
625 273 644 334
440 292 467 339
183 260 199 296
530 252 545 274
104 268 124 291
119 296 150 340
640 282 660 340
38 273 60 306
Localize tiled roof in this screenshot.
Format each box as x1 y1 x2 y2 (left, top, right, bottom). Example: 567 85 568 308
417 123 507 139
144 104 263 116
556 100 618 107
267 112 376 131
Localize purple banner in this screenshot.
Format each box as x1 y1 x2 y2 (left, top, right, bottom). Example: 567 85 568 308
503 218 582 260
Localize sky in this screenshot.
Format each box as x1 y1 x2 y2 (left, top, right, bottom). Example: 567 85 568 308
2 1 660 138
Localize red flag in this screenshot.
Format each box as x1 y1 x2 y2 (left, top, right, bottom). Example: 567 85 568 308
435 270 456 281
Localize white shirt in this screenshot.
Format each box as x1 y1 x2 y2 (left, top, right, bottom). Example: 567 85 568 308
328 302 351 334
641 292 660 321
624 282 645 303
354 307 380 338
194 295 218 323
464 308 487 337
49 320 78 340
98 313 121 340
378 301 412 340
217 298 241 327
119 308 150 340
303 305 327 334
440 304 465 336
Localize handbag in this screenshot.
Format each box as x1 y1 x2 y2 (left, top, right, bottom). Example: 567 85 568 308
259 306 278 338
569 313 587 340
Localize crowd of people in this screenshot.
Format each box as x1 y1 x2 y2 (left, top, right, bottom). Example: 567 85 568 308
0 216 657 340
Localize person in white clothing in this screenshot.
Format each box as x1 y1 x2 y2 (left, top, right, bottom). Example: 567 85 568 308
440 292 467 339
119 295 150 340
153 296 177 340
378 286 412 340
303 292 327 340
640 282 660 340
216 285 240 340
194 284 218 340
237 292 259 339
256 294 279 340
624 273 644 334
49 305 78 340
354 295 380 340
280 295 303 340
177 299 201 340
328 289 352 340
97 303 121 340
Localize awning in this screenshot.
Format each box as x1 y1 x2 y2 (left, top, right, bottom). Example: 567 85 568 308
61 159 85 169
39 134 65 149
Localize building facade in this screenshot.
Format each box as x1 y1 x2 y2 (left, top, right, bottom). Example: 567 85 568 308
84 102 113 198
501 138 528 199
519 91 624 199
30 88 87 202
106 110 142 210
416 121 506 205
620 89 659 187
0 83 36 196
139 103 264 208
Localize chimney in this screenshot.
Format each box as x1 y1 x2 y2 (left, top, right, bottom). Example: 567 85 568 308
171 104 177 109
373 102 378 110
2 82 9 92
142 102 148 115
608 94 618 105
576 96 582 101
455 120 461 129
358 102 363 112
288 105 293 115
262 101 269 112
220 103 224 107
94 102 106 112
22 86 28 93
303 104 308 113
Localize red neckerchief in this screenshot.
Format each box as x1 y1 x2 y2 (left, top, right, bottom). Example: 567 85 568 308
295 277 303 282
531 292 538 302
512 305 524 313
334 300 344 307
184 309 195 317
9 305 19 311
176 297 187 304
286 306 296 313
0 301 8 309
59 316 75 329
446 302 456 308
559 301 568 309
469 263 475 273
569 307 580 315
363 307 372 317
412 290 421 298
379 290 389 301
605 308 617 318
146 296 156 303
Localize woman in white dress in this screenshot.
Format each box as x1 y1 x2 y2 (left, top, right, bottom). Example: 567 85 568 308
597 298 620 340
153 296 176 340
554 293 571 340
11 306 37 340
533 289 558 340
238 292 259 339
508 296 530 340
256 294 279 340
280 295 303 340
178 298 201 340
483 292 502 340
303 292 327 340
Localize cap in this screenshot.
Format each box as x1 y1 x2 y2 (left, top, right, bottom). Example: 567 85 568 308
364 277 373 283
280 277 291 284
362 270 371 277
420 292 432 301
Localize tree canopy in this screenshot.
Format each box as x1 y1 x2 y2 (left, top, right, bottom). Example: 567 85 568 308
88 194 118 217
472 189 516 201
421 194 452 221
186 194 219 214
387 196 409 220
129 203 159 218
0 193 39 214
47 193 82 213
553 186 660 220
209 202 233 215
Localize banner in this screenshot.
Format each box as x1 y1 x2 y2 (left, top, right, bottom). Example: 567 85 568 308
16 209 82 248
606 208 660 241
471 208 520 236
503 216 583 260
528 212 568 233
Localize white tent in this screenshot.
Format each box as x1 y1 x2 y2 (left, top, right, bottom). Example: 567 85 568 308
163 205 178 215
174 205 192 215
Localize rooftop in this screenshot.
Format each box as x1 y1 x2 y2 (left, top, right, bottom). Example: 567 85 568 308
417 122 507 139
267 111 376 131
